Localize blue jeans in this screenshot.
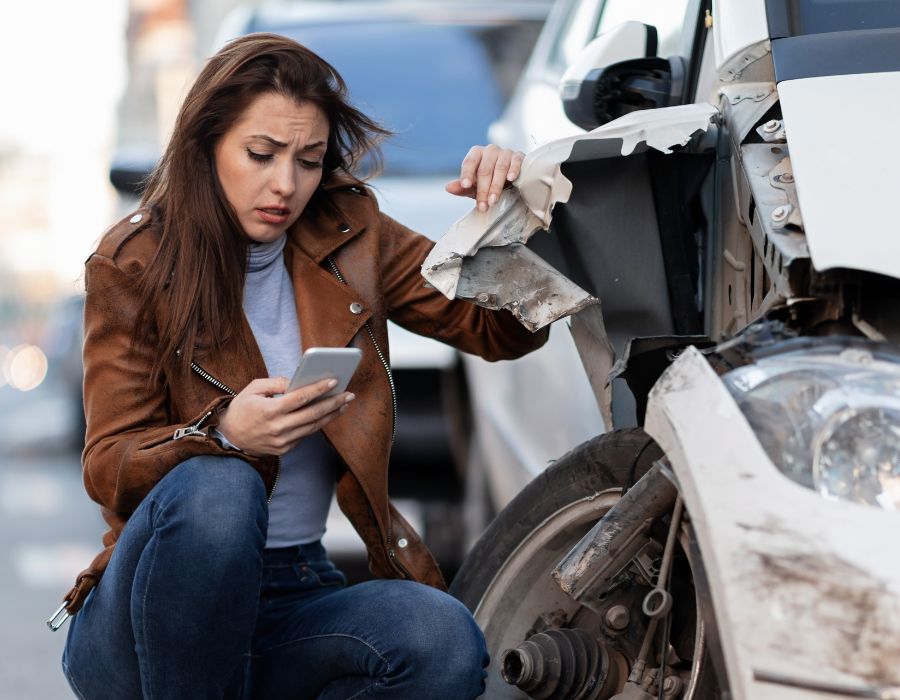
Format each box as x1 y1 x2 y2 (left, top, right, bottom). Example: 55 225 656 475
62 456 488 699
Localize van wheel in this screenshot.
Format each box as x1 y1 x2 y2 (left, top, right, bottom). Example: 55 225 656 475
450 428 721 699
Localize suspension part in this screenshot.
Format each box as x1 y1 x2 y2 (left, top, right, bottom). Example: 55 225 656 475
500 628 629 700
553 462 678 611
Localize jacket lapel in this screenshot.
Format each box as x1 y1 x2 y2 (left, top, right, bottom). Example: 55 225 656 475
286 193 373 350
285 238 371 351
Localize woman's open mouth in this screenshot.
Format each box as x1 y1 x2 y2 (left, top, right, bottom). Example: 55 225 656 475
256 207 291 225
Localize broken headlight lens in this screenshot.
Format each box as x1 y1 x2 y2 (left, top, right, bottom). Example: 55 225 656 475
724 347 900 511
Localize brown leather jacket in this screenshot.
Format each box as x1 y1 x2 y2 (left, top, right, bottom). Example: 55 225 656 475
62 184 547 613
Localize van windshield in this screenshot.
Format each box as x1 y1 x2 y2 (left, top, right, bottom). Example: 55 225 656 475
251 19 542 176
777 0 900 36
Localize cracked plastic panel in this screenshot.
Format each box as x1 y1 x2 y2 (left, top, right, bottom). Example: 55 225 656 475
421 102 718 332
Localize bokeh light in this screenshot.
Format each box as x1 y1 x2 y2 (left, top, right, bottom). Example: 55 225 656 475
2 344 48 392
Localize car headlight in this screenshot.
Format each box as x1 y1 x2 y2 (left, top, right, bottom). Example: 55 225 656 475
723 346 900 511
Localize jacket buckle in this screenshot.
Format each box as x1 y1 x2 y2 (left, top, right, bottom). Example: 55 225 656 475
47 602 70 632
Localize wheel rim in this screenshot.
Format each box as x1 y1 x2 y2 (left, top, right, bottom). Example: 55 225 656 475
474 488 709 699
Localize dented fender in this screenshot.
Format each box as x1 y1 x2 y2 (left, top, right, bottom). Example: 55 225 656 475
421 103 719 331
645 347 900 700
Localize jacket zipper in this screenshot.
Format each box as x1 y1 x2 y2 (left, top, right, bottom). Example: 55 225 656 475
189 362 236 396
326 255 398 443
325 257 408 578
177 357 281 503
172 410 215 440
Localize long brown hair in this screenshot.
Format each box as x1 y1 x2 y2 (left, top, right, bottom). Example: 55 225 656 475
137 33 389 386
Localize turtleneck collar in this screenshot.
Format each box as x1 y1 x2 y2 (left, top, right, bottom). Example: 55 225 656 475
247 234 287 273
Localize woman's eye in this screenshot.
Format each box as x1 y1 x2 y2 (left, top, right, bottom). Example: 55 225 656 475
246 148 272 163
299 159 323 170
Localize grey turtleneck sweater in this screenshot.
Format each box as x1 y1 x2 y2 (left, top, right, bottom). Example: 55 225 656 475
217 234 336 548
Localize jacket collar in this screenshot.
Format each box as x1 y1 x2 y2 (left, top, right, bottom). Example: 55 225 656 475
289 181 371 263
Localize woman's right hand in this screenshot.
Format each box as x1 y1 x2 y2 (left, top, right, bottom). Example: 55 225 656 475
216 377 354 456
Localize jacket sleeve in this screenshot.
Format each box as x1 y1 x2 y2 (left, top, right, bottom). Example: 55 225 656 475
376 211 549 361
81 252 233 513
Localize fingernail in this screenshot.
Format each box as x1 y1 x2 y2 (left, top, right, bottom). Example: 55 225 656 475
345 393 356 402
507 172 516 181
478 201 487 212
327 379 338 388
461 178 471 188
488 194 497 205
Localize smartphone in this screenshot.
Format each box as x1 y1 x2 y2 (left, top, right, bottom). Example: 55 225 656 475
287 347 363 397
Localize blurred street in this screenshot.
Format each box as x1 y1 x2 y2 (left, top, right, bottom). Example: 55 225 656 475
0 383 103 699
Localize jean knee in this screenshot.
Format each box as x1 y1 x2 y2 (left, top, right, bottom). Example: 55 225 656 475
156 456 267 555
387 582 487 683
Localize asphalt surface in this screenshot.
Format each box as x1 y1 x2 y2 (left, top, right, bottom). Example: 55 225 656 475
0 376 94 698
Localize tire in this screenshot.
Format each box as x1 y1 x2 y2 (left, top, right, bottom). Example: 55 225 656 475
450 428 717 699
451 429 660 610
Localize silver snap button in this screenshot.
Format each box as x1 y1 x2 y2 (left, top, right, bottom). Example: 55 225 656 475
129 213 143 224
349 302 363 314
397 538 408 549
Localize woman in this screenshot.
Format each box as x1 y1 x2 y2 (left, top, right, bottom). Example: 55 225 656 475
58 33 546 699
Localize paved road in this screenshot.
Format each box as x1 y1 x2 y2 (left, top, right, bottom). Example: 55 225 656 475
0 449 101 699
0 375 96 698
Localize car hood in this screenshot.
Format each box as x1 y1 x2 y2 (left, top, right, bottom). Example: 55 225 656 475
778 71 900 280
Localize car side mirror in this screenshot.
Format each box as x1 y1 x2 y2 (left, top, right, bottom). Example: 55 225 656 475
109 148 157 196
560 22 686 131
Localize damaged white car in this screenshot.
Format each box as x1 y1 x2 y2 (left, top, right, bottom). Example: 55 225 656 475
424 0 900 698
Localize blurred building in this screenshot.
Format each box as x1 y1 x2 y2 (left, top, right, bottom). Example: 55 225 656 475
116 0 249 159
116 0 195 160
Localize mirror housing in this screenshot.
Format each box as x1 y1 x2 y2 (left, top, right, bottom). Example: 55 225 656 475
109 147 157 196
559 21 658 130
561 22 686 131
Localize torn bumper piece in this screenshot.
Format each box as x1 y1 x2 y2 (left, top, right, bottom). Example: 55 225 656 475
420 188 590 331
453 244 597 333
421 103 718 331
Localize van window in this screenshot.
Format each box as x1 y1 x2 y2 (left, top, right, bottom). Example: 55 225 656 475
777 0 900 35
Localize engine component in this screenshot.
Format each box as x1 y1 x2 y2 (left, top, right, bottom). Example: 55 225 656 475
662 674 684 699
605 605 631 631
552 462 678 611
500 628 628 700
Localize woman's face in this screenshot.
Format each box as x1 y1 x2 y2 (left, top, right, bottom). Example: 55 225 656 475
214 92 329 243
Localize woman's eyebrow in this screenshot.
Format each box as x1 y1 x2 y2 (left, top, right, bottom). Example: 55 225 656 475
248 135 326 151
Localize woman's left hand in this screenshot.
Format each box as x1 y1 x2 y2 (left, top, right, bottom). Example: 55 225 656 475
445 145 525 212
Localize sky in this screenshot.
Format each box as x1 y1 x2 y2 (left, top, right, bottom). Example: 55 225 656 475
0 0 129 295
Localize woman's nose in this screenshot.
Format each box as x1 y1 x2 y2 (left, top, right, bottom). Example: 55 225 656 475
270 160 296 197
